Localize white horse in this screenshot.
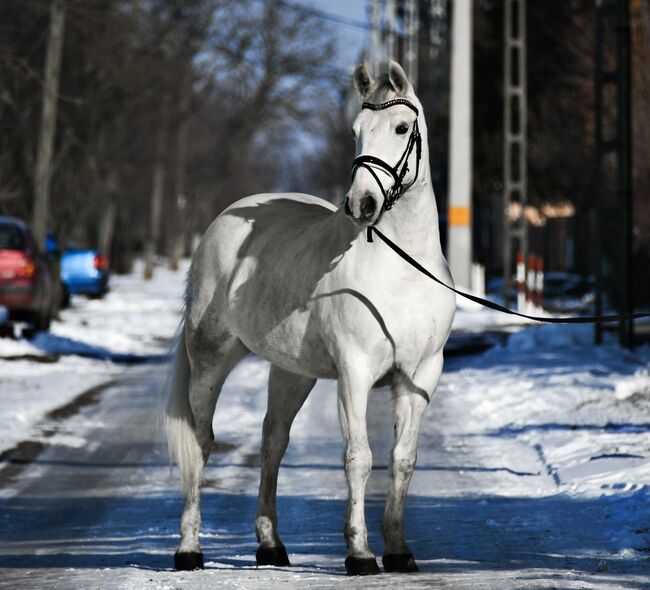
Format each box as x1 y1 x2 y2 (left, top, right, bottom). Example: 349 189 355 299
165 60 455 576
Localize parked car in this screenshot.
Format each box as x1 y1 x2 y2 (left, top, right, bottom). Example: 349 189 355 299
60 248 109 303
0 217 54 330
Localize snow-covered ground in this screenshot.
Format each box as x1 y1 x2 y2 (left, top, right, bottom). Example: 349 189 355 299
0 259 187 455
0 258 528 459
0 257 649 587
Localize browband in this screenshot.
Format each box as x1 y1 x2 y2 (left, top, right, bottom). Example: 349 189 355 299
362 99 419 116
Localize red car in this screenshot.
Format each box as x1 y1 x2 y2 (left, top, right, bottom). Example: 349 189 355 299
0 217 54 330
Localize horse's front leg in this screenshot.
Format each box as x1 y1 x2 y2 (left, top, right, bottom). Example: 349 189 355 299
381 352 444 573
337 362 380 576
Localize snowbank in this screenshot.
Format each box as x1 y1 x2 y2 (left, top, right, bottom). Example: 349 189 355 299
0 259 187 455
443 323 650 498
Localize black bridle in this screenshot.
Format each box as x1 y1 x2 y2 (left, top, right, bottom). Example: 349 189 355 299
350 99 422 221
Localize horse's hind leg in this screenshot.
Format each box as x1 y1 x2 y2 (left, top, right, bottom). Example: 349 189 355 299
255 365 315 566
174 334 248 570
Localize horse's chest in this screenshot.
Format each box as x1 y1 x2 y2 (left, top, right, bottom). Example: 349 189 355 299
323 273 453 372
377 293 442 361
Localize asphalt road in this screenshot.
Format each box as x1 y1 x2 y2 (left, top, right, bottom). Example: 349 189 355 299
0 362 647 589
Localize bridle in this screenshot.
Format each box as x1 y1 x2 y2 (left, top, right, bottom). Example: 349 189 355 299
350 98 422 219
349 101 650 327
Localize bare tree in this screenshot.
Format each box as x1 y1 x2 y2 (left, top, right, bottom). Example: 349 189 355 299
1 0 338 273
32 0 66 246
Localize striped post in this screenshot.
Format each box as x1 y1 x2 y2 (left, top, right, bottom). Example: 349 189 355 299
535 256 544 312
516 252 526 311
526 254 536 314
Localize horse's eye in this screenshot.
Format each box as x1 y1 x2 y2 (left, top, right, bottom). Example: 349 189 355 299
396 123 409 135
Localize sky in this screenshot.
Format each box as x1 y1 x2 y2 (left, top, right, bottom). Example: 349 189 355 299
297 0 369 69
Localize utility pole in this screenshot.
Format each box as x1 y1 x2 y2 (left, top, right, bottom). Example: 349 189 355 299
385 0 396 62
429 0 446 63
405 0 419 90
32 0 66 246
502 0 528 306
594 0 634 347
448 0 473 290
367 0 382 74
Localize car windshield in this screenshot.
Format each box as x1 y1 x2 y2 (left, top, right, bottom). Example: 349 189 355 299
0 223 25 251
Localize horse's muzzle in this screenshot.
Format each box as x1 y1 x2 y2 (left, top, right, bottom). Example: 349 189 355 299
344 194 378 224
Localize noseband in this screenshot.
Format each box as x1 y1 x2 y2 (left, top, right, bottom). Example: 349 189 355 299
350 98 422 216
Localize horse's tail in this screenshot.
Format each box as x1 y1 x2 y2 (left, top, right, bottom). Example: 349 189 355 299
164 318 202 496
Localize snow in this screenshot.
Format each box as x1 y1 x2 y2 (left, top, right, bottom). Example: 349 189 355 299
0 259 187 455
441 323 650 498
1 256 649 588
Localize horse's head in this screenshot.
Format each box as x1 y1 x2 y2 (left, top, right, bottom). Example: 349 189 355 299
345 60 424 226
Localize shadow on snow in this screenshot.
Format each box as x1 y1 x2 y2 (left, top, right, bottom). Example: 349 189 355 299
0 489 647 578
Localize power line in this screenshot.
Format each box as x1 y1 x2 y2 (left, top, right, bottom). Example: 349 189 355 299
250 0 373 32
252 0 447 50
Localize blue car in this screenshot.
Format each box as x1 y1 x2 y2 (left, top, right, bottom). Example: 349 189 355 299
60 249 109 303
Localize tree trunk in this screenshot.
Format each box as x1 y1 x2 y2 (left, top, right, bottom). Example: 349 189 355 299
98 171 118 259
32 0 66 246
144 96 169 280
169 75 191 271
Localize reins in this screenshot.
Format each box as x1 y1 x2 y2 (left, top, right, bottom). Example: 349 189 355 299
368 226 650 325
355 98 650 326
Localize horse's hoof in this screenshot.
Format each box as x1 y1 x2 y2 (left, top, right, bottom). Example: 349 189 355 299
382 553 419 573
256 544 291 567
174 551 204 571
345 556 381 576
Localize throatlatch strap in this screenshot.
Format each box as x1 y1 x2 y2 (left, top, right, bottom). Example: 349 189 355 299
367 226 650 325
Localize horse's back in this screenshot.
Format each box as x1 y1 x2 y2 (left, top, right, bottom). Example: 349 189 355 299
185 193 340 366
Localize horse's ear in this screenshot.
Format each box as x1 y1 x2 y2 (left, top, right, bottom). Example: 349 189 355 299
387 60 412 96
353 63 375 99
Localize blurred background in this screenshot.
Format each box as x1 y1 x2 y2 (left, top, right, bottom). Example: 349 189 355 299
0 0 648 339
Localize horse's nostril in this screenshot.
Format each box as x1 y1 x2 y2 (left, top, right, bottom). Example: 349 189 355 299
344 198 352 216
361 195 377 219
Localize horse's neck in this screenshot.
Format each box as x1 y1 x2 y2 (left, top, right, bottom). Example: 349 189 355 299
375 176 443 264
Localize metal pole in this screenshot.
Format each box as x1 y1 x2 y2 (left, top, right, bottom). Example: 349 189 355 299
385 0 396 62
594 1 604 344
594 0 634 348
368 0 382 74
405 0 419 90
429 0 445 62
503 0 527 305
448 0 473 290
618 0 634 347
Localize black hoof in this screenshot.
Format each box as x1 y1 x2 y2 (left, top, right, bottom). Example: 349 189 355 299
382 553 419 573
256 544 291 567
174 551 204 571
345 556 381 576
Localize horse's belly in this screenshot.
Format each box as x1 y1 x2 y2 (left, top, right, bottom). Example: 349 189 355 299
232 307 338 379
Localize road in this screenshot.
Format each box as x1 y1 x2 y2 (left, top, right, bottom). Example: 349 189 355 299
0 356 648 590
